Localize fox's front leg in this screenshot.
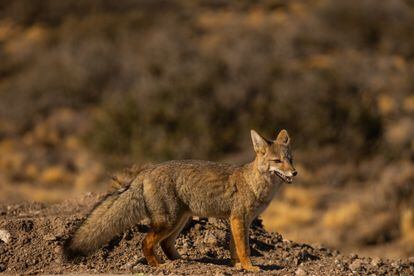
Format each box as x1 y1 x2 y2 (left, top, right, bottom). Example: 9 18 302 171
230 235 239 266
230 216 260 272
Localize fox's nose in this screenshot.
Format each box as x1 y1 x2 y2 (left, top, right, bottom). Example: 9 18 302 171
292 170 298 176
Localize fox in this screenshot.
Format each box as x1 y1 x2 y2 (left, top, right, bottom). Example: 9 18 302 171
64 129 297 272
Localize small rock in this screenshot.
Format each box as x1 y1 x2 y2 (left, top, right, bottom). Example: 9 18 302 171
371 257 382 267
21 237 31 245
204 233 218 245
20 220 33 232
391 262 399 268
334 259 341 265
124 262 133 270
295 268 307 276
0 229 11 243
291 242 299 247
0 263 5 272
43 234 56 241
349 253 358 260
349 259 362 271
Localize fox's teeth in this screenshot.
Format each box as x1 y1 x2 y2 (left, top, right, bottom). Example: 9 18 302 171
271 170 293 183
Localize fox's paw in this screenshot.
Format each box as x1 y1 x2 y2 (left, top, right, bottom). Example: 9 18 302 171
231 259 239 267
146 255 164 267
244 265 261 272
234 262 261 272
162 248 181 260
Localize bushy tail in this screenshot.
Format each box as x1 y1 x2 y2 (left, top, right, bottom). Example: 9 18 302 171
64 181 147 258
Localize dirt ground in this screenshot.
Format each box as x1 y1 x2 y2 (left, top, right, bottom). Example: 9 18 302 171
0 194 413 275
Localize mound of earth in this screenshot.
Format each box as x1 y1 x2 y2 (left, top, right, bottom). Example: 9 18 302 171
0 194 413 275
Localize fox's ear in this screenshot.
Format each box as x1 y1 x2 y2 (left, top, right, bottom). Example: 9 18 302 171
250 130 269 153
276 129 290 145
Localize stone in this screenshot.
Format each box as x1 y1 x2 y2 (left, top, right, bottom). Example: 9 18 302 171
295 268 307 276
0 229 11 244
371 257 382 267
43 234 56 241
349 259 362 271
204 232 218 245
349 253 358 260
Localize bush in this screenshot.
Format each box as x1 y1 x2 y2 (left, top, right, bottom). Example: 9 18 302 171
2 0 414 162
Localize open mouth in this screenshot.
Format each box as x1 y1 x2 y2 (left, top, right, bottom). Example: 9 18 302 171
271 171 293 183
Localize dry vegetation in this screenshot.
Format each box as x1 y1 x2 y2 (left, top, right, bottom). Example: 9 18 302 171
1 0 414 260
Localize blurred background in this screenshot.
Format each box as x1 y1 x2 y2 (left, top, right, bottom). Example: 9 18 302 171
0 0 414 259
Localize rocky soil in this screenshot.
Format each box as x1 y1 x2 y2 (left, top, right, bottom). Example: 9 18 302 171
0 194 413 275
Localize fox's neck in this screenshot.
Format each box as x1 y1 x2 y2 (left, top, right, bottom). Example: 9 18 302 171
242 159 265 183
242 158 282 202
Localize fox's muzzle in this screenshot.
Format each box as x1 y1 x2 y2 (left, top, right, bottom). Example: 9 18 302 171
270 169 296 183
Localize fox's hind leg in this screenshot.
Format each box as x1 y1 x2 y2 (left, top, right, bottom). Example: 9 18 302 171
142 224 176 266
142 214 189 266
160 214 190 260
142 231 164 266
141 179 186 266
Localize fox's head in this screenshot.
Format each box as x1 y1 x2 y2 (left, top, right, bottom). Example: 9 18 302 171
250 129 297 183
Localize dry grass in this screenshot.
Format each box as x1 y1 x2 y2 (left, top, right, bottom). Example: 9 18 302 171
401 209 414 242
322 202 361 230
262 186 316 232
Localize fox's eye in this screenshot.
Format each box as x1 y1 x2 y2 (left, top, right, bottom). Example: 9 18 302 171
272 159 282 163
